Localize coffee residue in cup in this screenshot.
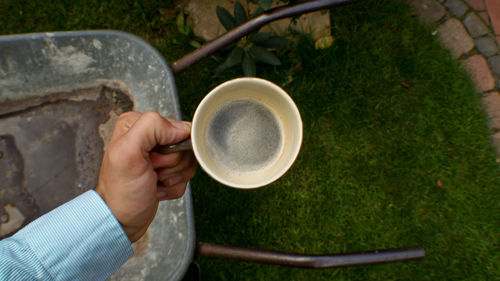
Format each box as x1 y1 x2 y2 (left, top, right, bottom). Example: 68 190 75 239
206 99 283 174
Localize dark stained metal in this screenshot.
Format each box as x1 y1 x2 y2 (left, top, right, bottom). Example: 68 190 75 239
170 0 361 74
156 138 192 154
196 242 425 268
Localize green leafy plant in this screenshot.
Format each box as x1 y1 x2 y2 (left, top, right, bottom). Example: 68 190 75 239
249 0 304 12
215 1 287 77
249 0 292 11
253 0 274 11
170 8 201 48
176 8 190 36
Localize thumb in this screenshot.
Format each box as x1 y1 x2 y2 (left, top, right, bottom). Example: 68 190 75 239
124 111 190 153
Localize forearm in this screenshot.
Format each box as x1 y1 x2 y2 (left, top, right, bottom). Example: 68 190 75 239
0 190 133 281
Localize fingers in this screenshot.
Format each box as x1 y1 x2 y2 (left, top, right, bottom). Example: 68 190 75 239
156 151 196 183
110 111 142 143
104 110 195 203
155 150 196 201
159 172 186 187
150 151 183 169
156 182 188 200
124 111 191 153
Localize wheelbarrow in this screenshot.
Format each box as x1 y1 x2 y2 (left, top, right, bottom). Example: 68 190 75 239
0 0 424 280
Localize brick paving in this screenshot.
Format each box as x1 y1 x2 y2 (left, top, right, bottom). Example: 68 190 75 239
465 54 495 91
466 0 485 11
481 91 500 131
406 0 500 154
436 18 475 57
485 0 500 44
475 37 498 57
464 12 489 37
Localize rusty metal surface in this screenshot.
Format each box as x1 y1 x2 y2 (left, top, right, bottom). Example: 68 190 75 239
0 86 131 239
196 242 425 268
156 138 193 154
0 134 37 237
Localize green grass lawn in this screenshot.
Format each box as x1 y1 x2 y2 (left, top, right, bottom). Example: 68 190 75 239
2 0 499 280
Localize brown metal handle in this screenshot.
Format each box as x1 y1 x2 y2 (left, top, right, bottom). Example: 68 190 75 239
196 242 425 268
171 0 361 74
155 138 192 154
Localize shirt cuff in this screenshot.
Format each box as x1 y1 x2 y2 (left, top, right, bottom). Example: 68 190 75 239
17 190 133 281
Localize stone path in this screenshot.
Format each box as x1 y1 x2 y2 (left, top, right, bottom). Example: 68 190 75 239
405 0 500 155
182 0 331 42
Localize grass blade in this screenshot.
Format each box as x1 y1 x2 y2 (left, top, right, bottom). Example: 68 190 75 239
176 11 185 33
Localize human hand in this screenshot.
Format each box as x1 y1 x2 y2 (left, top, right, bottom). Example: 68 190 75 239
95 111 196 242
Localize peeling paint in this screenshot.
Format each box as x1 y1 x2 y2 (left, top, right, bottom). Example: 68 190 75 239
42 43 95 75
98 110 119 151
92 39 102 50
0 204 25 236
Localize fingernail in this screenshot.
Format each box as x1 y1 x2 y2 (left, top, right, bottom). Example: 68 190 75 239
157 190 168 198
158 171 173 182
166 174 184 186
171 120 191 132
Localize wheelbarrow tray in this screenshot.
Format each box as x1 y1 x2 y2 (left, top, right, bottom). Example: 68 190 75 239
0 30 195 281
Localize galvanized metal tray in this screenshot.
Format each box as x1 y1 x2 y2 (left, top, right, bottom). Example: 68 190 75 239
0 30 195 281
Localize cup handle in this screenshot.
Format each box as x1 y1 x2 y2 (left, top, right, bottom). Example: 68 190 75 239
155 138 193 154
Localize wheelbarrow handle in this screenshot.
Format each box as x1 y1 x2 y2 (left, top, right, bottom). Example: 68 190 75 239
170 0 361 74
196 242 425 268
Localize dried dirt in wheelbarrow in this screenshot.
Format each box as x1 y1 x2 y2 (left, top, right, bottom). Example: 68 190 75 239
0 85 133 238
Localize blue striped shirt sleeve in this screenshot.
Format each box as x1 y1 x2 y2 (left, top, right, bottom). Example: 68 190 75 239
0 190 134 280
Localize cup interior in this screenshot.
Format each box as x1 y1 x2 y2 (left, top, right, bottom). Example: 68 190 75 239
191 78 302 189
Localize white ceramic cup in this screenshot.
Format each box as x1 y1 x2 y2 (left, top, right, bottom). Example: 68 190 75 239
192 77 302 189
159 77 302 189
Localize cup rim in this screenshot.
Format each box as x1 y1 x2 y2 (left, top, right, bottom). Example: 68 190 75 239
191 77 303 189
